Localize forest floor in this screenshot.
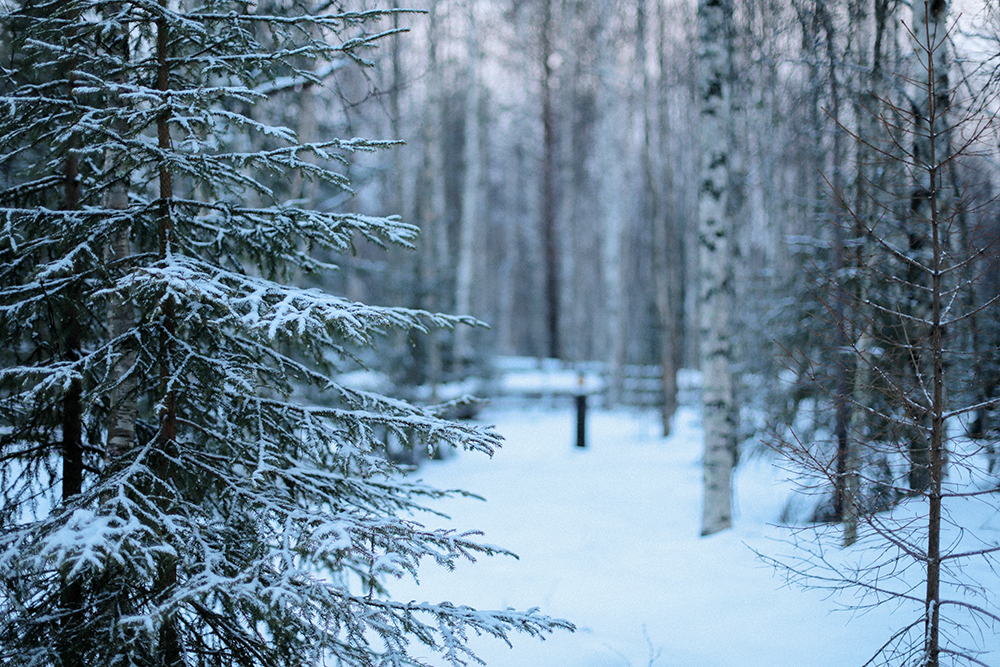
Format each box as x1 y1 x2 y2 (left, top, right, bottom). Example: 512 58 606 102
390 402 1000 667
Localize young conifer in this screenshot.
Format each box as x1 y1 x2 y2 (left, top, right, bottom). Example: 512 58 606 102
0 2 571 665
768 6 1000 667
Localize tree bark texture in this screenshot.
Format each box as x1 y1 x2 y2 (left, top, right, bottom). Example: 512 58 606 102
697 0 736 537
155 9 182 664
912 5 948 664
596 5 624 405
58 23 85 504
907 0 949 496
61 153 83 502
811 0 857 526
59 68 84 667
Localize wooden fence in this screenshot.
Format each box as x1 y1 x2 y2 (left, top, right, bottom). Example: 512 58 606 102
491 358 700 409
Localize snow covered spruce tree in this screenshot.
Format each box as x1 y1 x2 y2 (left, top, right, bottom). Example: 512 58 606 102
0 2 572 665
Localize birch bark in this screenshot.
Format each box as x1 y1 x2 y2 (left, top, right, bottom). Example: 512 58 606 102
697 0 736 536
842 0 884 547
590 2 623 403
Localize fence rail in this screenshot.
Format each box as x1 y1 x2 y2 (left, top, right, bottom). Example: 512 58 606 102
490 358 700 409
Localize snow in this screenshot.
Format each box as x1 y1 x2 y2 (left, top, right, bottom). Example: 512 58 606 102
392 404 1000 667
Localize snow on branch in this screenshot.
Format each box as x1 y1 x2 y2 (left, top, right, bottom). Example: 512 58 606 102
108 253 479 348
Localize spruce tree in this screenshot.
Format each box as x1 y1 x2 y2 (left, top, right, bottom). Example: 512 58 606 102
0 2 571 665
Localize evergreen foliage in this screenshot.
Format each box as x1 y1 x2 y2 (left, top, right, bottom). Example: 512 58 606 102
0 1 571 665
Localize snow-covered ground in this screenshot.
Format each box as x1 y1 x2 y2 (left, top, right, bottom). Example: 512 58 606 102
391 404 1000 667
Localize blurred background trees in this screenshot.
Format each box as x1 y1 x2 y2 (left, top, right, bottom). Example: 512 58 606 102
4 0 1000 574
324 0 1000 523
328 5 991 395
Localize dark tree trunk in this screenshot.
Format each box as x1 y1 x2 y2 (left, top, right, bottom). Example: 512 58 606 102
155 7 181 664
540 0 560 360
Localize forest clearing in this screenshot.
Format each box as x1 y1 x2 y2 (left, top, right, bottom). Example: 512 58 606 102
389 396 1000 667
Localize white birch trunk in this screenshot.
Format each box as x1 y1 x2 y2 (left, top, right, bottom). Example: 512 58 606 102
697 0 735 536
453 0 480 368
540 0 560 360
841 0 876 548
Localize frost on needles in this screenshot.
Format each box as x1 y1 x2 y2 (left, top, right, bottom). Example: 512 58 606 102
0 2 573 665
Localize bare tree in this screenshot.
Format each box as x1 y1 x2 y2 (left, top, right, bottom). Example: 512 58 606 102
769 8 1000 663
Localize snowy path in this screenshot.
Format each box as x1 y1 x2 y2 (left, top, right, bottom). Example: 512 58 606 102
390 406 913 667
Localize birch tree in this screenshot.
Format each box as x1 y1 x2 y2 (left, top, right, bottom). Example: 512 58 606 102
696 0 736 536
597 6 625 405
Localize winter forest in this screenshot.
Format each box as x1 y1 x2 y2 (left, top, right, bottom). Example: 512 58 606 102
2 0 1000 664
